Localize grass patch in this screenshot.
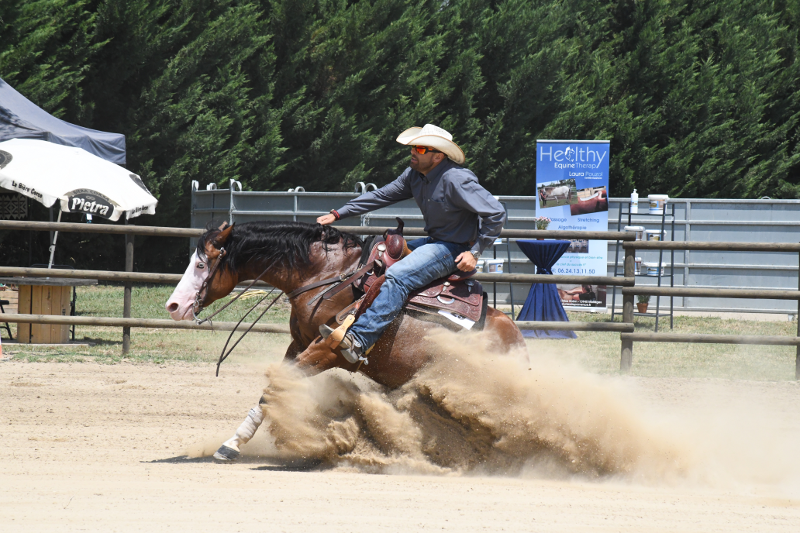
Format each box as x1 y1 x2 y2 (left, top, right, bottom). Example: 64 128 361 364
530 311 799 381
3 285 798 380
3 284 292 366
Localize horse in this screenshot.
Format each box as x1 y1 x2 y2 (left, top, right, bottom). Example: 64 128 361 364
570 190 608 216
547 185 572 202
166 220 525 461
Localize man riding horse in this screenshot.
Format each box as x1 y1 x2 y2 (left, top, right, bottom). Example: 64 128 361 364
304 123 506 366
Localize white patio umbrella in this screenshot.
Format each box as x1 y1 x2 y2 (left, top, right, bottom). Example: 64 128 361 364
0 138 158 266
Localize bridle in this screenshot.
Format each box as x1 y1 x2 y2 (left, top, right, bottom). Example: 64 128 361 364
189 247 285 376
193 236 371 376
193 248 278 327
192 247 227 321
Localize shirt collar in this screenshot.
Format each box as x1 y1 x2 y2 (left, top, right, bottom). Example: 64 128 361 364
417 158 454 182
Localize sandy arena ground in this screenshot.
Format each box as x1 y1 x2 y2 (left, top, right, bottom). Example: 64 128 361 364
2 359 800 532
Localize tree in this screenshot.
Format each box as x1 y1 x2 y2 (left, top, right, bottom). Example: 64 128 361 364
2 0 800 271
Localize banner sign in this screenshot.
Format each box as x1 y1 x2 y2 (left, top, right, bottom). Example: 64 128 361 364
535 140 610 309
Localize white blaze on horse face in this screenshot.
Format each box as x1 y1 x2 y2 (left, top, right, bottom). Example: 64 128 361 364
165 251 209 321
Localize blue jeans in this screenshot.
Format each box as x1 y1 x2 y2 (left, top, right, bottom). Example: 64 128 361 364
348 237 470 350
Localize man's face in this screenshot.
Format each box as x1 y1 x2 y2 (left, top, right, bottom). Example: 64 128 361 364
410 146 444 174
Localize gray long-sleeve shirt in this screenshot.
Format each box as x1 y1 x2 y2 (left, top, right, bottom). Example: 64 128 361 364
336 159 506 255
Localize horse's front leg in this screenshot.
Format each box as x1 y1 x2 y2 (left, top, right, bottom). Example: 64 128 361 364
213 402 265 462
212 340 303 462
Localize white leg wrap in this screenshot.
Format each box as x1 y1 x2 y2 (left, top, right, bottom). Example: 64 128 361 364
222 405 264 450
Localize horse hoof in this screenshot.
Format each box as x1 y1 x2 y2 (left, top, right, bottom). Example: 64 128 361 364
213 444 240 463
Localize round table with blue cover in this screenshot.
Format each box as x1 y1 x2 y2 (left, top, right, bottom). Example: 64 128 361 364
515 239 577 339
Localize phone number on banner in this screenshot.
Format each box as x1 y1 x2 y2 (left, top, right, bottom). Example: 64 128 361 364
554 267 596 275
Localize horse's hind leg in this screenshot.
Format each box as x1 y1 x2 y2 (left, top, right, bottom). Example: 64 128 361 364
213 398 265 462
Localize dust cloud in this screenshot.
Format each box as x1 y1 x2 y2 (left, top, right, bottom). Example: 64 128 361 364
244 329 697 480
214 329 800 493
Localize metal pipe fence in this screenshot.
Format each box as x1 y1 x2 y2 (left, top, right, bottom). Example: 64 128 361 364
0 265 633 288
608 198 800 315
0 219 199 237
0 219 635 241
621 332 800 346
191 187 800 313
0 313 290 333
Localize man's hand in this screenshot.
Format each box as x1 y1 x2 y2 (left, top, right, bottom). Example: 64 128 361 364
317 213 336 225
455 251 478 271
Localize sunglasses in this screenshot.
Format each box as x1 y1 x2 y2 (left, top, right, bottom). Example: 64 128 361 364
412 146 442 155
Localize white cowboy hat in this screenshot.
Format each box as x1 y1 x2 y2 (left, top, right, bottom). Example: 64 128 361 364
396 124 465 165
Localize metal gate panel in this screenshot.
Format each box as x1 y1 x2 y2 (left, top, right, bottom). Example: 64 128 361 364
191 185 800 314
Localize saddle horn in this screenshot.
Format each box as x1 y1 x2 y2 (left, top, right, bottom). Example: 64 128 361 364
385 217 404 237
384 217 409 260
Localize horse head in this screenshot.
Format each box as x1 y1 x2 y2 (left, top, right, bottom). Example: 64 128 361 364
165 222 238 320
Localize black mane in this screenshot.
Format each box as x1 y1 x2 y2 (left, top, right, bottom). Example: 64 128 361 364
196 220 363 273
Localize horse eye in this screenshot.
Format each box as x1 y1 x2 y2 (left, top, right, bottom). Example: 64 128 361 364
197 262 205 269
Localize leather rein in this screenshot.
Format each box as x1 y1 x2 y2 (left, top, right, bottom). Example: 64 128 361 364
194 247 373 376
285 260 375 305
192 249 285 376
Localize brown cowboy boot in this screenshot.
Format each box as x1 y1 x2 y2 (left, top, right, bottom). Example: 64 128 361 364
296 335 342 372
319 325 367 364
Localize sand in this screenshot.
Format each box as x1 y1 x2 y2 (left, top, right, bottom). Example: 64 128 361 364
2 343 800 532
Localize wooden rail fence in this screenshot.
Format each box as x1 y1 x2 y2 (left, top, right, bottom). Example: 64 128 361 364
0 221 635 354
4 220 799 379
619 240 800 379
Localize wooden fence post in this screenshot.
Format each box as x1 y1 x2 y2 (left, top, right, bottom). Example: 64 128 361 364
620 245 635 372
122 229 133 355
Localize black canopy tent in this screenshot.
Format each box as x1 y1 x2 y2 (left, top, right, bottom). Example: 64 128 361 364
0 76 126 164
0 76 129 267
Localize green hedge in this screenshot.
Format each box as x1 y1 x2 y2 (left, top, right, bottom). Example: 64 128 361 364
1 0 799 271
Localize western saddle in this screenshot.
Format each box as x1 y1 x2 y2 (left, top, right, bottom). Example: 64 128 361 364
317 219 487 338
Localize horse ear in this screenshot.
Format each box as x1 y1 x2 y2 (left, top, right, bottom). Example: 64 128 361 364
214 222 235 247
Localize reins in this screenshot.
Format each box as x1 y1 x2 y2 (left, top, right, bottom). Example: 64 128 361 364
285 260 375 306
192 254 284 376
194 262 272 325
207 266 374 375
214 286 283 376
196 230 371 375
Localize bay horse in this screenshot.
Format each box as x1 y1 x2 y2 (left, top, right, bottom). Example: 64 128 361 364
166 220 524 461
570 189 608 216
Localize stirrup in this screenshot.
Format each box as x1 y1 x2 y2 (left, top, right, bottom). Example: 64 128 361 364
319 324 368 365
327 314 355 349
